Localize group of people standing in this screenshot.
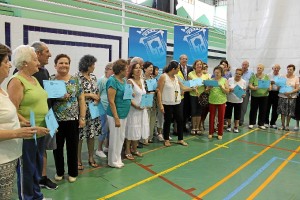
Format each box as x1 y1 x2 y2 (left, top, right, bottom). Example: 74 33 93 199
1 40 300 200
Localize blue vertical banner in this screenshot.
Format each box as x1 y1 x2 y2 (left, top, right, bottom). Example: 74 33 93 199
174 26 208 65
128 27 167 68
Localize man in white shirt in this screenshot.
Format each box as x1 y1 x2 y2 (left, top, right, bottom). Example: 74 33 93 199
264 64 281 128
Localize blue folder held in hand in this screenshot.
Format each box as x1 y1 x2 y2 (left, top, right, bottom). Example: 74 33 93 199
123 84 134 100
258 80 270 89
233 85 245 99
274 77 287 87
43 80 67 98
140 94 154 108
184 78 202 87
89 102 100 119
145 79 157 91
279 85 293 93
204 80 219 87
45 108 59 138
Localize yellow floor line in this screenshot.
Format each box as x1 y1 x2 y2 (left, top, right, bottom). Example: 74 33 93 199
214 144 229 148
194 132 290 199
247 145 300 199
97 129 258 200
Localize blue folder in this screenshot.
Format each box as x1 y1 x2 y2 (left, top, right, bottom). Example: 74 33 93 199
233 85 245 99
146 79 157 91
43 80 67 98
140 94 154 107
258 80 270 89
45 108 59 138
204 80 219 87
123 84 134 100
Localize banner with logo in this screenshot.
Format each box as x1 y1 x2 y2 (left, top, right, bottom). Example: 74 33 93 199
174 26 208 65
128 27 167 68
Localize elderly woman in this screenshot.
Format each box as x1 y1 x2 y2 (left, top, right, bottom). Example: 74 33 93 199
76 55 101 169
188 59 210 135
107 59 131 168
95 62 114 158
0 44 37 200
248 64 271 129
207 66 229 140
7 45 49 200
277 64 299 131
157 60 195 147
51 54 86 183
225 68 247 133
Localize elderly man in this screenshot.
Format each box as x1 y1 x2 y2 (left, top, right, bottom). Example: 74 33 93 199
265 64 281 128
240 60 253 126
31 42 57 190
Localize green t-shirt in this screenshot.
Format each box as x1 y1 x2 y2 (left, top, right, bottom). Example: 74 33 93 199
209 77 227 104
249 74 270 97
13 75 48 138
106 76 131 119
188 71 210 96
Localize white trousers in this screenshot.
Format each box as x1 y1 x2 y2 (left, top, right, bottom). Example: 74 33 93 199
107 116 127 167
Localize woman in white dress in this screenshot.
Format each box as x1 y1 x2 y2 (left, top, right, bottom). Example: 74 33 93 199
125 62 149 160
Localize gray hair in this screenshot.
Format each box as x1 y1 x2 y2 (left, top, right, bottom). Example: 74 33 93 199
31 41 47 53
105 62 113 69
12 45 36 70
130 57 143 65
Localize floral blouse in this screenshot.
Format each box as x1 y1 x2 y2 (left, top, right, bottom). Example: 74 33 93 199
76 72 99 103
50 75 83 121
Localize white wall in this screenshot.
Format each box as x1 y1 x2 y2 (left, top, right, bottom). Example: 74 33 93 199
227 0 300 75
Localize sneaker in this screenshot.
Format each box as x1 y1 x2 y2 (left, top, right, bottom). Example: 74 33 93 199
248 125 254 129
264 124 269 128
270 125 277 129
233 128 239 133
68 176 77 183
103 147 109 153
39 176 58 190
294 127 299 131
259 126 266 130
95 150 107 158
226 127 232 132
54 174 63 181
157 134 164 142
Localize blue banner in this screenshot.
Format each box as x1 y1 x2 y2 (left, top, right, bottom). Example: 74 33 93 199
128 27 167 68
174 26 208 65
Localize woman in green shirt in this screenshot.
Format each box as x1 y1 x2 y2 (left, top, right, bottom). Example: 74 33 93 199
208 66 229 140
248 64 271 129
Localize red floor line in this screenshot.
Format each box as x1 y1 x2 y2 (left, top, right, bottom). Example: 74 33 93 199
134 161 202 200
237 139 299 153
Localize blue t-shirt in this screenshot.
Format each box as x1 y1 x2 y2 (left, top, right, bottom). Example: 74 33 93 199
106 76 131 119
97 75 109 111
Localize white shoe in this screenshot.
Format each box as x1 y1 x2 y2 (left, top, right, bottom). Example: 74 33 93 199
103 147 109 153
157 134 164 142
226 127 232 132
208 135 212 139
259 126 266 130
54 174 63 181
248 125 254 129
270 125 277 129
169 136 172 140
264 124 269 128
68 176 77 183
217 135 222 140
95 150 107 158
294 127 299 131
233 128 239 133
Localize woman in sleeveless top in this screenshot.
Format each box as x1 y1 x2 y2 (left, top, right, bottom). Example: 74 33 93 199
157 60 195 147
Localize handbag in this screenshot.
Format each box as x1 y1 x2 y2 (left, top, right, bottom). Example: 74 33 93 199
198 91 209 107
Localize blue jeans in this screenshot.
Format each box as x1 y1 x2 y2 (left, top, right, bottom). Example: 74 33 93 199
98 114 109 142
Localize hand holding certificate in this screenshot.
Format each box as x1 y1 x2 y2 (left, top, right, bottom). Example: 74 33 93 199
233 85 245 99
43 80 67 98
140 94 154 108
123 84 134 100
45 109 59 138
204 80 219 87
274 77 286 87
145 79 157 91
258 80 270 89
279 85 293 93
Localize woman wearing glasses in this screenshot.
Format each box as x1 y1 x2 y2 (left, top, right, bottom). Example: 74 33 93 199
225 68 246 133
157 61 194 147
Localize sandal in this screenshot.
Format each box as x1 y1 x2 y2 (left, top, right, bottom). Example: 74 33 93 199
190 129 197 135
88 160 99 168
164 140 171 147
78 162 84 170
125 154 135 160
132 151 143 157
177 140 188 146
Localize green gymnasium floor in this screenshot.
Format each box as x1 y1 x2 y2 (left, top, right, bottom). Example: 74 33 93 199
33 123 300 200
